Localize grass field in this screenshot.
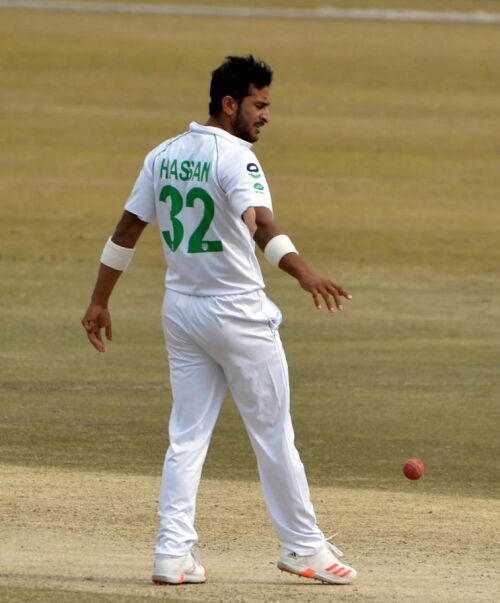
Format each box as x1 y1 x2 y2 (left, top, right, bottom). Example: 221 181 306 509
1 2 499 601
6 0 500 13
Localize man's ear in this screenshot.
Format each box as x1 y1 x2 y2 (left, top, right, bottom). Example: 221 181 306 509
221 95 238 117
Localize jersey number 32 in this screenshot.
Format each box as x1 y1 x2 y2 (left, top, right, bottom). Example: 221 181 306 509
159 185 223 253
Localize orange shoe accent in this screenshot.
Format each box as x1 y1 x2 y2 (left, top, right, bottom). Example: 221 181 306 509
300 568 316 578
332 566 350 576
326 563 339 572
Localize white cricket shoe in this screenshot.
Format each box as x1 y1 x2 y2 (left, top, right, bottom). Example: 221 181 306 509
277 537 357 585
152 551 206 585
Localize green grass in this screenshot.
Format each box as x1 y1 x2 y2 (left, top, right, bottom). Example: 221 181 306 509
1 9 499 502
0 585 189 603
21 0 500 13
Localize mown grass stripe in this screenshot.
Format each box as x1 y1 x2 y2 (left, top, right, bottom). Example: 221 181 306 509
1 0 500 25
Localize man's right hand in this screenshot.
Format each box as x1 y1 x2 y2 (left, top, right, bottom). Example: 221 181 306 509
81 304 112 353
81 211 148 353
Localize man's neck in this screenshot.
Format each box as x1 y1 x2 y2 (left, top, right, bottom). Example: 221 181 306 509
205 116 236 137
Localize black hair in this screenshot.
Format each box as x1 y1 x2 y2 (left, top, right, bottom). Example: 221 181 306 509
208 55 273 117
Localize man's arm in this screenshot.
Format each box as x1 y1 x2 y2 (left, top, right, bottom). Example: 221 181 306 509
81 210 148 352
243 206 351 313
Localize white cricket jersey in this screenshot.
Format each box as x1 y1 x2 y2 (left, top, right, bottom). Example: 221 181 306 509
125 122 273 295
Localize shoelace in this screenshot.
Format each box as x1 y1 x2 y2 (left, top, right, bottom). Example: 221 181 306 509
325 533 344 557
286 534 344 560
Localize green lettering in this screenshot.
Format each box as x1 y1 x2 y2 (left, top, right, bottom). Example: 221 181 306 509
186 187 223 253
192 162 201 181
180 160 191 181
159 185 184 251
169 159 178 179
157 185 222 254
160 158 169 179
160 159 210 183
201 162 210 182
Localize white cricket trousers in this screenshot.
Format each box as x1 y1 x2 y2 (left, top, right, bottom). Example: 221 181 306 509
156 288 325 557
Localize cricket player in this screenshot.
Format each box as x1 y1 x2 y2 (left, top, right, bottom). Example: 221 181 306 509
82 55 357 585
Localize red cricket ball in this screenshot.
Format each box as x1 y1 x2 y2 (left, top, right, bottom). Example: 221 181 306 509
403 458 425 480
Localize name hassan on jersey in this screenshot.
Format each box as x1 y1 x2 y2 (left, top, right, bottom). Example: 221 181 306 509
159 159 210 183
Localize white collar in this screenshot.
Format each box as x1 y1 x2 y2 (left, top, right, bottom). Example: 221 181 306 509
189 121 253 149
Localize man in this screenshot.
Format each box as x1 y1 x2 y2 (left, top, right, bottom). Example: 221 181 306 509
82 55 356 586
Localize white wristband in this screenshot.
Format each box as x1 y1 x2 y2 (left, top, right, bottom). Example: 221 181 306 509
100 237 135 271
264 234 298 267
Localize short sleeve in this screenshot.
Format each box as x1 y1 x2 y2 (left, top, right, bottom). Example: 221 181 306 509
218 147 273 218
124 151 157 224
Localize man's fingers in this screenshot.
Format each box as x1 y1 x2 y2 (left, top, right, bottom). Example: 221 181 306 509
82 316 107 352
327 282 353 308
313 289 337 312
105 323 113 341
312 291 322 310
330 287 343 311
82 317 92 330
88 330 105 352
308 279 352 313
314 285 348 312
335 284 352 300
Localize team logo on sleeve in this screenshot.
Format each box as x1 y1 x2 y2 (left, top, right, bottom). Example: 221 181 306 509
246 163 261 179
247 162 266 193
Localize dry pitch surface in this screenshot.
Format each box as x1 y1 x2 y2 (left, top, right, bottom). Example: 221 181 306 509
1 464 499 602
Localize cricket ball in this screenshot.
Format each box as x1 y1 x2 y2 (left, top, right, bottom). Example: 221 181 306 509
403 458 425 480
